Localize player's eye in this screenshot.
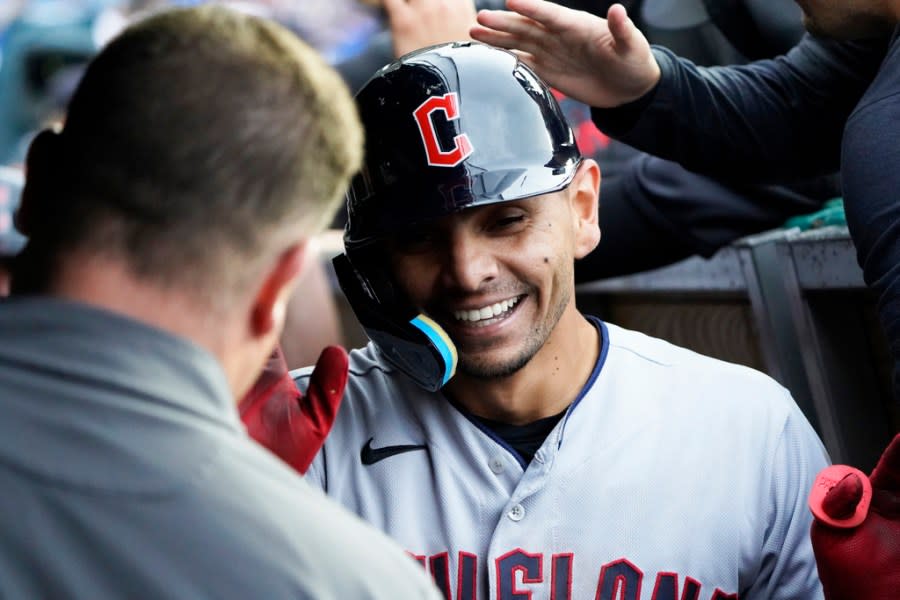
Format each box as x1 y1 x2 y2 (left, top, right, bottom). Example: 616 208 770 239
490 213 527 232
392 228 436 254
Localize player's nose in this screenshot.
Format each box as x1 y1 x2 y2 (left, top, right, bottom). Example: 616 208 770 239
440 228 498 292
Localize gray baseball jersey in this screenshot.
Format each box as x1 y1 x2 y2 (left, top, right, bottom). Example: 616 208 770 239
300 317 829 600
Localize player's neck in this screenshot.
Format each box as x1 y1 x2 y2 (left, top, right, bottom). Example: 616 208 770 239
48 250 232 356
445 310 600 425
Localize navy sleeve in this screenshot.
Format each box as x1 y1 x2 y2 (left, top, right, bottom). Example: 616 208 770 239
591 34 888 181
592 31 900 410
839 38 900 407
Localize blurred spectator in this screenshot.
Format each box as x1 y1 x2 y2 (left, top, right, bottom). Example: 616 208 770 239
3 0 387 164
0 165 24 295
335 0 502 94
263 0 382 64
0 0 101 164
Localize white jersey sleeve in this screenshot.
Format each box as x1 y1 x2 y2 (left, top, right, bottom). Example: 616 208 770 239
740 391 830 599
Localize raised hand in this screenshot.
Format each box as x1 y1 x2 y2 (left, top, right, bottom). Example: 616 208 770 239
471 0 659 108
809 433 900 600
240 344 348 474
383 0 478 58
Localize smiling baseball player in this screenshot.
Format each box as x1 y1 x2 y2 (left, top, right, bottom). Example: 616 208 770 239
292 42 830 600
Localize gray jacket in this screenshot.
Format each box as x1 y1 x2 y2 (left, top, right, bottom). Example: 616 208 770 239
0 297 441 599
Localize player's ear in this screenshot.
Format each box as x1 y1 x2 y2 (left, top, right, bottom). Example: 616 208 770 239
250 241 309 340
569 159 601 259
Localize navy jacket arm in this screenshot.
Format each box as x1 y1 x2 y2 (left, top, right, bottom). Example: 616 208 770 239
591 34 888 182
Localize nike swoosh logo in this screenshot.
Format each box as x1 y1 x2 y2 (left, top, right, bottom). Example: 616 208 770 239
360 437 427 466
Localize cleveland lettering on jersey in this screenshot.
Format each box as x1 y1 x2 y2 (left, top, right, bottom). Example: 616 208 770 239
411 549 738 600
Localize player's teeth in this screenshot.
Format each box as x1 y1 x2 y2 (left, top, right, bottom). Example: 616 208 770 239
454 297 519 322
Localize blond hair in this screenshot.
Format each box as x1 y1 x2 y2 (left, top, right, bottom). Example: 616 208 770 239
34 4 361 298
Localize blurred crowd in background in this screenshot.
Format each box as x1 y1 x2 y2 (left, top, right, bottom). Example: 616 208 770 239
0 0 388 337
0 0 384 167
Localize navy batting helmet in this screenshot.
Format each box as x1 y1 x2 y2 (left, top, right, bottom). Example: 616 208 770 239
333 41 582 391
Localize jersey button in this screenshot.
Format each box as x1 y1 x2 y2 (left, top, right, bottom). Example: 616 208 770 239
489 457 505 474
508 504 525 521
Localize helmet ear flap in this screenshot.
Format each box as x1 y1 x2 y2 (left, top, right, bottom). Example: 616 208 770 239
332 252 457 391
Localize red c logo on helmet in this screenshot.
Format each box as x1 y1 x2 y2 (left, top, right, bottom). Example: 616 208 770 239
413 93 473 167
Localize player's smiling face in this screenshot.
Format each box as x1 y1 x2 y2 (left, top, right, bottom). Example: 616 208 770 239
388 163 600 380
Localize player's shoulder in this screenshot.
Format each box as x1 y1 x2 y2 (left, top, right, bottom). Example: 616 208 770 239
603 320 785 392
291 342 426 408
599 321 814 438
293 343 398 384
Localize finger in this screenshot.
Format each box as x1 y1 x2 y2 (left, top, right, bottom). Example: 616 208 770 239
504 0 568 30
822 473 864 520
304 345 349 428
475 9 542 36
606 3 640 53
809 464 873 528
469 23 525 50
471 12 550 58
